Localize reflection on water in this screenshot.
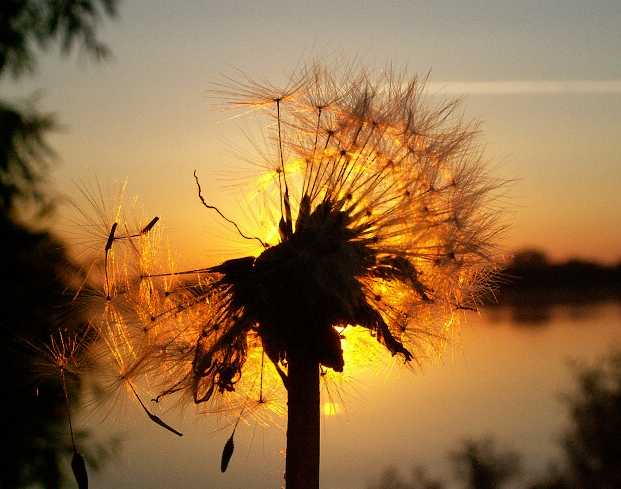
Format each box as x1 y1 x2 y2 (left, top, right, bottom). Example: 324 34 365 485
87 302 621 489
486 299 621 327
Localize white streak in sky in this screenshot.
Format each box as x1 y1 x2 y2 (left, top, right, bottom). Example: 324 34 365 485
427 80 621 95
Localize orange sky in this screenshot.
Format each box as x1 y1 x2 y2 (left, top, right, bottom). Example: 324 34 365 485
4 0 620 264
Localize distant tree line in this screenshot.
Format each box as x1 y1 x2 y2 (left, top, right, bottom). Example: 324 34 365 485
490 249 621 306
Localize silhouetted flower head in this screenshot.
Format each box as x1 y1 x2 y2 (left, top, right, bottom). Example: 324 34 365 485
65 62 502 420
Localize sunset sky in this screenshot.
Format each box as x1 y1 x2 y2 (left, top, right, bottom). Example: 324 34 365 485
4 3 621 489
6 0 620 263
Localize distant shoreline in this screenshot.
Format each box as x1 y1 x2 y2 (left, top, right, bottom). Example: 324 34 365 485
485 249 621 306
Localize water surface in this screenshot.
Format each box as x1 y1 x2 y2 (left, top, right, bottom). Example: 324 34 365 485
86 302 621 488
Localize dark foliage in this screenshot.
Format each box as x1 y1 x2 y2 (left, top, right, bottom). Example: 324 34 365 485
560 353 621 489
1 0 119 216
0 0 119 79
367 466 445 489
0 1 119 486
0 215 81 488
0 97 57 215
450 438 521 489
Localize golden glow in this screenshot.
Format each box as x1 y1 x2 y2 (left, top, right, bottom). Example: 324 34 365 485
322 401 341 416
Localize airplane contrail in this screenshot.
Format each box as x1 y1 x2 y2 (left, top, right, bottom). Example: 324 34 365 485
427 80 621 95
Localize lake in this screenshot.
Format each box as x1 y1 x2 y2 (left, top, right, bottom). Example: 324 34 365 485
85 301 621 489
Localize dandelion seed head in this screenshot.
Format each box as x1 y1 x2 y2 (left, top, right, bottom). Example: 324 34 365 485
63 62 504 426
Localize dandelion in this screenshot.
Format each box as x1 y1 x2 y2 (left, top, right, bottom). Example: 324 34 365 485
60 62 503 489
31 329 91 489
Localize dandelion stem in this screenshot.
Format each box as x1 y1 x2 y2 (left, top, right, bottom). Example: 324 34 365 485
308 130 333 200
60 369 77 451
302 107 322 196
142 267 213 278
276 99 293 234
285 351 320 489
276 99 287 191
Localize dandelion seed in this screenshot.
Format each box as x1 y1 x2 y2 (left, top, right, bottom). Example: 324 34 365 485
104 223 117 252
104 223 117 300
71 451 88 489
221 432 235 472
140 216 159 235
34 330 91 489
127 381 183 437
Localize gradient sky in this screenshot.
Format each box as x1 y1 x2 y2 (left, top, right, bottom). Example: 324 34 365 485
5 0 621 263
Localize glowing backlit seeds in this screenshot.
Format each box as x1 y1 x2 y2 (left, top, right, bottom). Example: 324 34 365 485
55 62 503 484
